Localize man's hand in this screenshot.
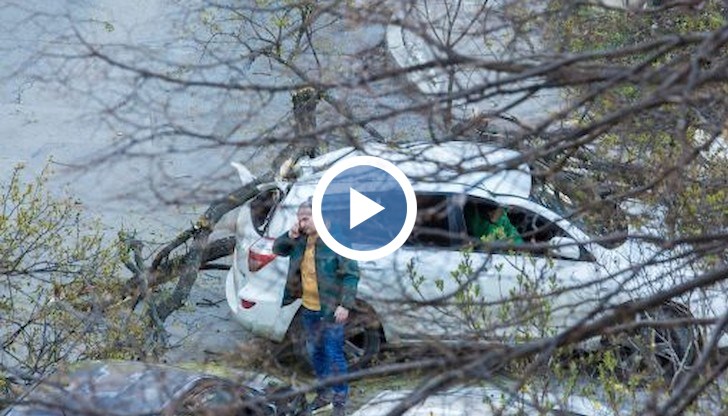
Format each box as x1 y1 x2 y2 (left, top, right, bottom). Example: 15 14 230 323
334 306 349 324
288 222 301 239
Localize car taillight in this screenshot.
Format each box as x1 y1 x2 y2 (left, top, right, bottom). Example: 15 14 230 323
248 237 277 272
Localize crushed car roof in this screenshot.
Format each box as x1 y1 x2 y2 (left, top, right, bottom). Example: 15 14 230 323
296 141 532 199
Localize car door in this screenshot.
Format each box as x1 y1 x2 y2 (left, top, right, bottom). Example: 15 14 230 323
361 192 475 342
459 196 606 342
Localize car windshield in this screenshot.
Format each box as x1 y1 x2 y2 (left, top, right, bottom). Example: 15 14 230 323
530 179 627 248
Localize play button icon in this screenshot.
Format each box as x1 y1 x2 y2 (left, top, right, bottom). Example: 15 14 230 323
312 156 417 261
349 188 384 229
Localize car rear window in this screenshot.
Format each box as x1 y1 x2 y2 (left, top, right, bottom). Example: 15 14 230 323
250 188 282 236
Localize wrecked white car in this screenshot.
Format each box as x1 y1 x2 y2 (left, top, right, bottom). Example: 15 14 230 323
226 141 725 379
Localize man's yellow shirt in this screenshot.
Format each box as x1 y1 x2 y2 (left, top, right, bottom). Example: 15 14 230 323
300 235 321 311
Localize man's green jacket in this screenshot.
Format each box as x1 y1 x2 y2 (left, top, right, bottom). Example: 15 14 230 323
273 233 360 321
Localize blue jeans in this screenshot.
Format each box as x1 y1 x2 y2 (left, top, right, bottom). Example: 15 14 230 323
300 307 348 401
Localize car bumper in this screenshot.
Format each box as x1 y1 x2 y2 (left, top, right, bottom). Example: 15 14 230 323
225 266 299 342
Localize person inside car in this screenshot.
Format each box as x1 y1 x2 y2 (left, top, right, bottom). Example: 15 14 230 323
467 205 524 245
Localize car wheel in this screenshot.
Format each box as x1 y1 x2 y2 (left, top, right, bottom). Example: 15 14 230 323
343 302 382 370
612 301 701 386
287 302 382 372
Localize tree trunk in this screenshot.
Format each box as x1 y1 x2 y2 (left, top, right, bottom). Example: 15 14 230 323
135 86 321 333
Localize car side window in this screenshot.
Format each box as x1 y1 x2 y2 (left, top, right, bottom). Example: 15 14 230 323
509 207 596 261
507 209 564 244
460 197 594 260
250 188 282 236
405 193 460 248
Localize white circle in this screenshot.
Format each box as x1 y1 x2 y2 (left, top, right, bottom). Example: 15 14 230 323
312 156 417 261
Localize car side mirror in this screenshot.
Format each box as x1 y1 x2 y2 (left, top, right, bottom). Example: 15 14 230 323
548 236 580 260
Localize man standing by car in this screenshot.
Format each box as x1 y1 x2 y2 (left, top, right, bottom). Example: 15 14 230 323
273 198 360 416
